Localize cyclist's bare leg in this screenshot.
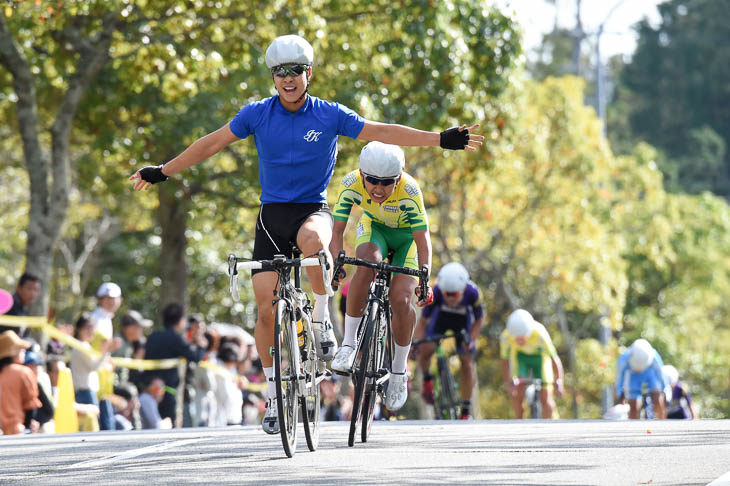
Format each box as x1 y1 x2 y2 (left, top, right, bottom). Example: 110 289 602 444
540 387 556 418
458 353 475 401
296 213 333 295
650 390 666 418
512 381 527 419
628 398 641 419
252 271 279 368
389 274 418 346
345 242 381 317
416 342 437 375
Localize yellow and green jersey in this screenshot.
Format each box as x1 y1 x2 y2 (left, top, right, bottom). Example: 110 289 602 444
332 170 429 231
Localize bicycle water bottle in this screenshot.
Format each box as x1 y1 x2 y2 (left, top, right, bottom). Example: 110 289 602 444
297 317 305 349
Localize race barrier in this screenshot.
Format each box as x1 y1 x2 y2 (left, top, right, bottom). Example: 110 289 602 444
0 314 266 430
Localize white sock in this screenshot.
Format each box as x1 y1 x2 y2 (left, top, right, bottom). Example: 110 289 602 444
342 314 361 348
392 342 411 374
313 292 328 323
263 366 276 401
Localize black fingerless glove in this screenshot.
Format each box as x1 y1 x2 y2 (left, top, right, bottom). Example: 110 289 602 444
439 127 469 150
139 165 169 184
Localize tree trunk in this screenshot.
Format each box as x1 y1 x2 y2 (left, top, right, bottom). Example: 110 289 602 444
557 301 579 418
158 184 189 317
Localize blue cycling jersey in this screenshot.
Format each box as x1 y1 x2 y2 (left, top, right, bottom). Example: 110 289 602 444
229 95 365 204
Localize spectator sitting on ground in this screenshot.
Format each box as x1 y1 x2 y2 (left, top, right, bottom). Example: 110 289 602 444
0 273 42 337
109 383 141 430
0 330 41 434
139 378 172 429
143 303 207 425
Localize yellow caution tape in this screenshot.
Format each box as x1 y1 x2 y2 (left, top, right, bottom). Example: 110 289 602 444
0 315 267 392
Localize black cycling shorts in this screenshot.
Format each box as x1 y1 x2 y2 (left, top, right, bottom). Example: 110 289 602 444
252 202 333 275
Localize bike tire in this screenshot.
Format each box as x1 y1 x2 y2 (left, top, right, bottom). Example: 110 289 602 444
348 303 376 447
301 314 321 452
362 308 389 443
437 357 459 420
274 299 298 457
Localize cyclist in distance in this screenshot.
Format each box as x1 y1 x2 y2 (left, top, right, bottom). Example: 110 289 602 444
329 141 432 412
500 309 565 419
413 262 483 419
662 365 697 419
129 35 483 434
615 339 668 419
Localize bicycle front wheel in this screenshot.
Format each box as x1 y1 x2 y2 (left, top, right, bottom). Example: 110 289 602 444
274 299 299 457
362 307 390 443
349 303 377 447
301 315 321 451
436 356 459 420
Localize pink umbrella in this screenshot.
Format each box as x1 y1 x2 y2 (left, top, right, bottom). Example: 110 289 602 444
0 289 13 314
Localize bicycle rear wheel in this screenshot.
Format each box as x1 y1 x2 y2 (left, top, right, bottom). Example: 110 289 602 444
348 303 377 447
436 357 459 420
274 299 298 457
301 314 321 451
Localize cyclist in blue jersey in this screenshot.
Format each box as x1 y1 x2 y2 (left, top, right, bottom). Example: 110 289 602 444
130 34 484 435
413 263 483 419
615 339 668 419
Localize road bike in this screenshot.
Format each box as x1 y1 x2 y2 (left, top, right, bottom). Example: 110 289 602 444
514 376 543 419
228 248 332 457
331 250 429 447
411 330 470 420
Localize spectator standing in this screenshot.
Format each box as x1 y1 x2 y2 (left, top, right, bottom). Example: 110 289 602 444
0 330 41 435
113 310 151 388
139 378 172 429
90 283 123 347
215 342 244 427
23 350 54 432
144 303 206 424
0 273 42 337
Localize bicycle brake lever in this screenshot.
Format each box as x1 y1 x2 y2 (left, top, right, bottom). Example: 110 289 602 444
228 254 240 302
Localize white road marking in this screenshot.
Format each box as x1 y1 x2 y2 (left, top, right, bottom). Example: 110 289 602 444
708 470 730 486
65 437 209 469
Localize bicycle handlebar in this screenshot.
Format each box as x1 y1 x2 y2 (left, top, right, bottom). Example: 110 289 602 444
331 250 429 301
412 328 469 347
227 250 333 302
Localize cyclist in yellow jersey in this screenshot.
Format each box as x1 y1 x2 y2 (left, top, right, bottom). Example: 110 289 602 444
329 141 432 411
500 309 565 419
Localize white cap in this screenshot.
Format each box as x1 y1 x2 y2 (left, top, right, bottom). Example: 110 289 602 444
359 141 405 178
438 262 470 293
628 339 654 373
663 365 679 386
97 282 122 298
507 309 534 338
265 35 314 68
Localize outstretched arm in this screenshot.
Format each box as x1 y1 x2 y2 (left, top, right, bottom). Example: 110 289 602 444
129 123 240 191
357 121 484 151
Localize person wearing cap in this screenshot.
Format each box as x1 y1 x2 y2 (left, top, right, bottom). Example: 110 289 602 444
500 309 565 419
129 34 484 435
615 338 668 419
329 141 433 414
0 330 42 434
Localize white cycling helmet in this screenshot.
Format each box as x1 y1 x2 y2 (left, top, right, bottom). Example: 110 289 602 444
628 339 654 373
663 365 679 386
438 262 470 293
265 35 314 68
359 141 405 178
506 309 534 338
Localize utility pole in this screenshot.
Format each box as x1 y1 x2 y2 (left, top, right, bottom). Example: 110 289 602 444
595 0 628 136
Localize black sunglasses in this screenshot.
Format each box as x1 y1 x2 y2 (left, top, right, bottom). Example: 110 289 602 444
364 174 398 186
271 64 309 78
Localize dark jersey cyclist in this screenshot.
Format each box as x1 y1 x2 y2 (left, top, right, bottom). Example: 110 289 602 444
130 34 484 435
413 262 483 419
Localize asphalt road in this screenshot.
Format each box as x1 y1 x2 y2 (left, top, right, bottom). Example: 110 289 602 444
1 420 729 485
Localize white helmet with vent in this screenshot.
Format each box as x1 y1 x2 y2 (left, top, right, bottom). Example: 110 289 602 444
506 309 534 338
438 263 470 293
265 35 314 68
359 141 405 178
628 339 654 373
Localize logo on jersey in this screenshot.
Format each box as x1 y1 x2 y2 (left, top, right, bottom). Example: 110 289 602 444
342 173 357 188
383 205 398 213
404 182 419 198
303 130 322 142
